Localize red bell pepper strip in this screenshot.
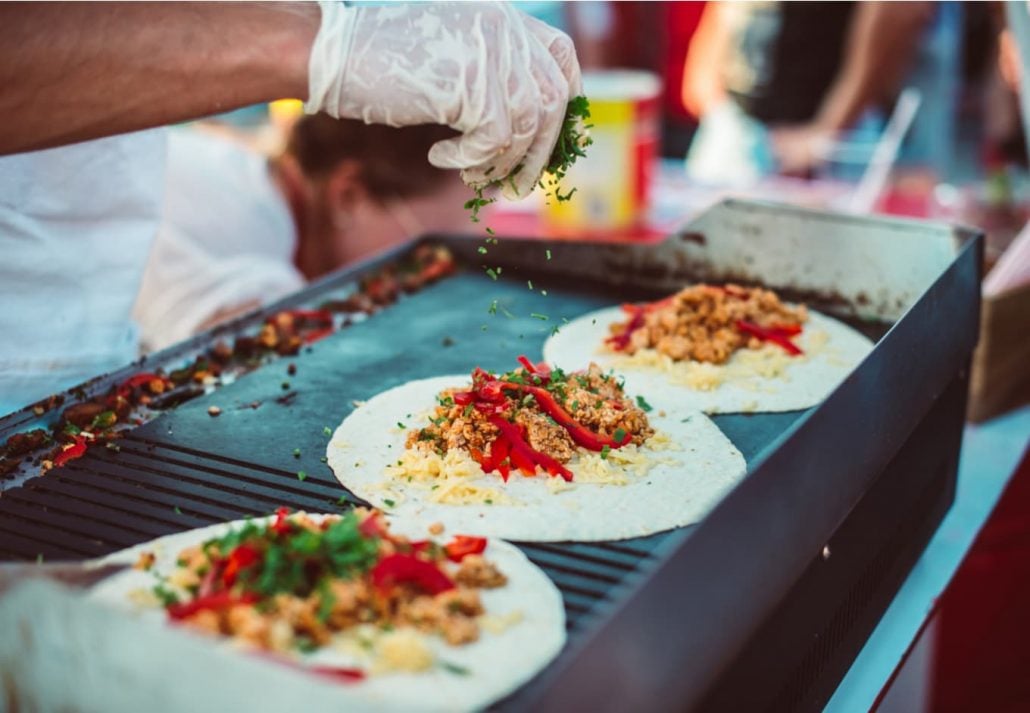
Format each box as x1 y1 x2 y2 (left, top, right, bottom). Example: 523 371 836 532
452 390 474 406
167 591 260 620
488 416 573 482
370 553 455 595
605 307 646 352
270 507 293 536
53 436 88 468
282 309 333 326
309 666 367 683
517 386 631 451
444 535 488 562
358 511 387 539
736 320 804 356
516 355 551 383
221 543 261 587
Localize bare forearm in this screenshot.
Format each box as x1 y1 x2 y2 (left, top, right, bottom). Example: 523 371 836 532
0 2 318 155
814 1 932 131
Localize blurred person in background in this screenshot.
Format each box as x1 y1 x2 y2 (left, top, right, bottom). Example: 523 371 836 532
0 2 581 414
683 1 933 184
134 118 469 352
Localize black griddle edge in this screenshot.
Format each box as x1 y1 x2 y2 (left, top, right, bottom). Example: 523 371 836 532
518 233 983 712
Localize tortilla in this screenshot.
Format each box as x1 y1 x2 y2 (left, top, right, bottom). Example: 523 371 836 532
328 376 747 542
91 514 565 713
543 305 874 415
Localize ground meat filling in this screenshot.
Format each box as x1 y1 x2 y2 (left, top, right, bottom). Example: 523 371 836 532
154 508 506 655
407 362 654 467
609 284 808 364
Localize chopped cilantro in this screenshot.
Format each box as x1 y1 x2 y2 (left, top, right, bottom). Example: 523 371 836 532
297 471 308 481
485 268 498 281
614 427 627 442
530 313 549 321
292 448 301 458
441 661 471 676
527 280 534 291
636 395 653 412
546 249 552 260
323 426 332 436
396 421 406 430
383 498 396 508
600 445 610 460
174 506 182 515
478 246 488 254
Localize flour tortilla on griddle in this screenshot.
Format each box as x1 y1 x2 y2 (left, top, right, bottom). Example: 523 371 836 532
91 513 565 713
328 376 746 542
543 305 874 415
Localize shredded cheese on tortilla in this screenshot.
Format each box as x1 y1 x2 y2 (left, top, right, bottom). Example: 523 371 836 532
478 610 525 635
573 431 674 484
614 332 829 392
387 431 674 497
373 629 435 673
386 448 515 505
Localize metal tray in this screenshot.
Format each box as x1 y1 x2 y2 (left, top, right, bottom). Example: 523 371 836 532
0 200 982 711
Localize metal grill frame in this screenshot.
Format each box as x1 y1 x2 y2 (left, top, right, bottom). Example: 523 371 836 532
0 200 982 711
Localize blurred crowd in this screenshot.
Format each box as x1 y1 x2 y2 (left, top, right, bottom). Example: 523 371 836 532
143 1 1028 348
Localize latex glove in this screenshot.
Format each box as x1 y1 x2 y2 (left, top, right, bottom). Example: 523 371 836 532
306 1 581 199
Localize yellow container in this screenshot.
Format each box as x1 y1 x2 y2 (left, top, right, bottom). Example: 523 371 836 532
543 70 661 235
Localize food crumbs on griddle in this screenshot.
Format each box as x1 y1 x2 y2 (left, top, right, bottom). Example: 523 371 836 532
207 406 221 417
442 336 455 347
320 456 328 463
297 471 308 481
287 363 297 376
292 448 301 459
281 381 290 390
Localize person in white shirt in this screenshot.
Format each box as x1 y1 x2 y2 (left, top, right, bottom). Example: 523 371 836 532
134 118 470 352
0 2 581 414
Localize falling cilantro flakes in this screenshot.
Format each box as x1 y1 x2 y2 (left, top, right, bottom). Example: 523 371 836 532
478 246 488 254
174 506 182 515
323 426 332 436
488 300 498 315
297 471 308 481
527 280 534 291
546 249 552 260
530 313 549 321
292 448 301 458
485 268 499 281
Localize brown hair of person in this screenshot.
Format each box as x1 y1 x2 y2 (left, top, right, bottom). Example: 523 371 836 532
285 114 458 199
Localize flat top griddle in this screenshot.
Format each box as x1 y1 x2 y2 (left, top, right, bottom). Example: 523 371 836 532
0 199 979 711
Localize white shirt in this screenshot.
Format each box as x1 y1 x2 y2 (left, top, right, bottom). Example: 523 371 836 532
0 130 166 415
133 129 302 352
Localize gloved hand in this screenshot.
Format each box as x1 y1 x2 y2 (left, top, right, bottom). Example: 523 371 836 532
306 1 581 199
